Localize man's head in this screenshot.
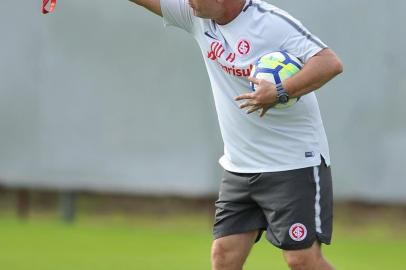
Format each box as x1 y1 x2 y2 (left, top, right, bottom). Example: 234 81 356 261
188 0 245 24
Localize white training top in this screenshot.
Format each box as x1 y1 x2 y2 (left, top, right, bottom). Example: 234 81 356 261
161 0 331 173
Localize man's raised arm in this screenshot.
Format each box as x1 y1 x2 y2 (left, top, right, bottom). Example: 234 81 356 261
129 0 162 17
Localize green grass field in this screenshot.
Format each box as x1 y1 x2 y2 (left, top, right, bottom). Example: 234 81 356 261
0 212 405 270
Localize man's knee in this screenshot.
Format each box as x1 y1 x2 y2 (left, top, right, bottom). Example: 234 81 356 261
283 242 323 270
211 231 258 270
211 241 233 268
285 252 311 270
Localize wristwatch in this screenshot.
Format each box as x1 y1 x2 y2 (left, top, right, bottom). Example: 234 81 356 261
276 83 289 104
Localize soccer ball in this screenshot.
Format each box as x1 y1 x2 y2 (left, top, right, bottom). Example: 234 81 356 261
250 51 303 109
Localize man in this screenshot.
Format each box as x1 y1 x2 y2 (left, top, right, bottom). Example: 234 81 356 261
129 0 343 269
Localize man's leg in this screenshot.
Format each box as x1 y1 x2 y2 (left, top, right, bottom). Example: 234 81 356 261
211 230 259 270
283 241 335 270
212 170 268 270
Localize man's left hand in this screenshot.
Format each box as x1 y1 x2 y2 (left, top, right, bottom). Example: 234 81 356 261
235 77 278 117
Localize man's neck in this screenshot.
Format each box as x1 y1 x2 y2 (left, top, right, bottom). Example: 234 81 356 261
214 0 246 25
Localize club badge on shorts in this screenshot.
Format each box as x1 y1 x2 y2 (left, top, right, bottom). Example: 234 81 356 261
289 223 307 241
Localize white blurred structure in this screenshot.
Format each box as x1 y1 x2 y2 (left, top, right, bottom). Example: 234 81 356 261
1 0 405 202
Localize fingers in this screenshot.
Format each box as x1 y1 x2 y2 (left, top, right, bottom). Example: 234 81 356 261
240 103 272 116
259 108 266 117
247 106 261 114
239 101 262 114
259 105 272 117
235 93 254 101
239 101 256 109
246 104 271 116
236 94 267 115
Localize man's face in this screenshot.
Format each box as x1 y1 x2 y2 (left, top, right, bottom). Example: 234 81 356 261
188 0 223 19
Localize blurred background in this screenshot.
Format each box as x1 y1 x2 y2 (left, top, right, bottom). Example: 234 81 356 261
0 0 405 269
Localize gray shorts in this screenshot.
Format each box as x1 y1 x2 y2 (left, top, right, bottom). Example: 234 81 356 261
213 158 333 250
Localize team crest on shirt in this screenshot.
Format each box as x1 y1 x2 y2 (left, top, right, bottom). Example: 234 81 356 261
289 223 307 241
236 39 251 56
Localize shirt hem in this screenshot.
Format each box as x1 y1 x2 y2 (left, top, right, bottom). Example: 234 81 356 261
219 155 324 173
